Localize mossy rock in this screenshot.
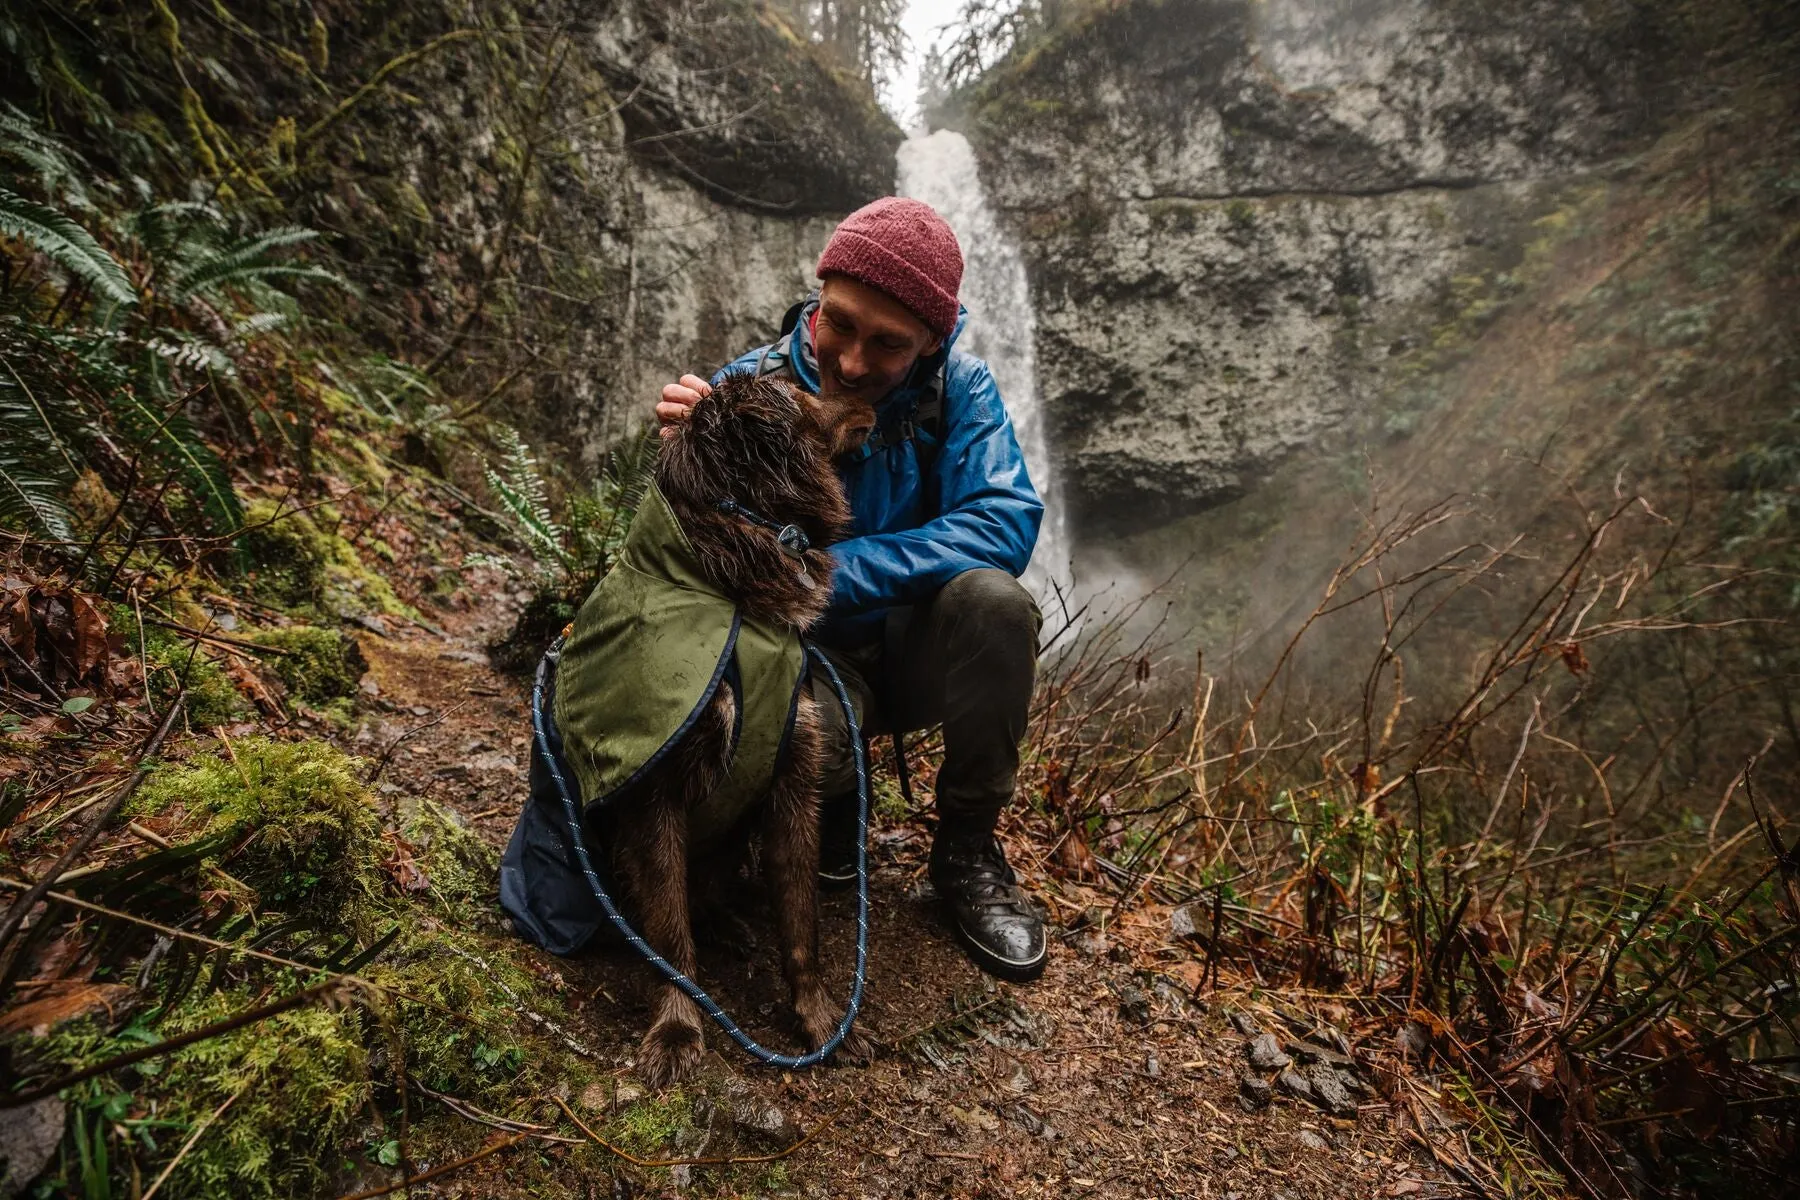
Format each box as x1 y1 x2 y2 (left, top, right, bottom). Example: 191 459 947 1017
253 624 368 707
129 739 383 926
238 499 415 621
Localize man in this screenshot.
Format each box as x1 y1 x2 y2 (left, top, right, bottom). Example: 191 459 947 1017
655 196 1048 981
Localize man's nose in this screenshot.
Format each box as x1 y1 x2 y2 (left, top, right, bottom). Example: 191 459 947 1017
837 342 868 382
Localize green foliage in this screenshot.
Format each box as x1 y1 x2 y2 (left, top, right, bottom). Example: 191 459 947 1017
479 425 569 577
0 110 348 546
479 427 655 670
251 624 368 707
0 185 134 305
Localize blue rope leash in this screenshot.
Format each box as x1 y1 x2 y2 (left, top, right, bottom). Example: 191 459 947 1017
531 640 869 1068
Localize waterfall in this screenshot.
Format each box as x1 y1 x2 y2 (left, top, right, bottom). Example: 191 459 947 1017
895 130 1074 619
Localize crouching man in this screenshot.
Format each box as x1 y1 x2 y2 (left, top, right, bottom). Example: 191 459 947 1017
656 197 1048 981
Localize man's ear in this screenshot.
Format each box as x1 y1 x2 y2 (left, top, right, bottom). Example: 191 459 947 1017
924 335 943 357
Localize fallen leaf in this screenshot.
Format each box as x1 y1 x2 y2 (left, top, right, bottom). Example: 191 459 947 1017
0 982 133 1037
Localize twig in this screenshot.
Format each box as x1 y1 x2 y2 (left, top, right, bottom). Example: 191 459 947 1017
331 1131 528 1200
2 979 349 1108
141 1084 246 1200
142 616 291 657
366 700 470 785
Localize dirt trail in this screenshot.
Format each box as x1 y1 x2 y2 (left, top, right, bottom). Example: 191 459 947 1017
345 593 1438 1199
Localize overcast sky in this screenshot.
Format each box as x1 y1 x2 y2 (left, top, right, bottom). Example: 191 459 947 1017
885 0 966 129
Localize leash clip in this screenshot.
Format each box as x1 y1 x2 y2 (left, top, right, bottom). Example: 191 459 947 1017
776 524 809 559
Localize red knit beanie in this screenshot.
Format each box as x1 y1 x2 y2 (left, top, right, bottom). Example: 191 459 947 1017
816 197 963 339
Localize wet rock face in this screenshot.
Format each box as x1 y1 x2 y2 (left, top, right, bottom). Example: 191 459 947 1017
258 0 897 464
964 0 1662 535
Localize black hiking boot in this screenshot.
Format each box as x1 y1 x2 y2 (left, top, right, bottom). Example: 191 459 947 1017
930 822 1047 982
817 791 860 891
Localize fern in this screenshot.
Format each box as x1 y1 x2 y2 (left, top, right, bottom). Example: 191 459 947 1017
484 425 570 572
0 185 135 305
0 441 73 539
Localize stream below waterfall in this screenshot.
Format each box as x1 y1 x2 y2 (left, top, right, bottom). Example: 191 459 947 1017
896 130 1074 620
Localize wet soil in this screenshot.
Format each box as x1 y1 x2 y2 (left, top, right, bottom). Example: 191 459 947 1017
341 589 1446 1200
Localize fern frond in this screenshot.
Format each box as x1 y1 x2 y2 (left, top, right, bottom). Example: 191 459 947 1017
165 226 330 300
484 426 569 570
0 186 136 305
0 392 76 539
111 387 243 534
0 102 85 195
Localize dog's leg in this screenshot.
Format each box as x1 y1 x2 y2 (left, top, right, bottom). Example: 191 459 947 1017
617 690 734 1088
765 693 872 1063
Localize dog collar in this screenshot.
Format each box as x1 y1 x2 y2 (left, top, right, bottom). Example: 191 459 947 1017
716 498 810 560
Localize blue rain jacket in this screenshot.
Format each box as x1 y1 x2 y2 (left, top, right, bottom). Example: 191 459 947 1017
715 296 1043 645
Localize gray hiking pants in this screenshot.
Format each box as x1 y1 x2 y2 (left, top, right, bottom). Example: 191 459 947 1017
812 568 1041 826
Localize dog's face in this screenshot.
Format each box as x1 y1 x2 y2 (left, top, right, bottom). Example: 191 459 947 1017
798 388 876 460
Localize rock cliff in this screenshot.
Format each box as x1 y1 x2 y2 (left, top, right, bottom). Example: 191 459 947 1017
71 0 900 466
961 0 1669 535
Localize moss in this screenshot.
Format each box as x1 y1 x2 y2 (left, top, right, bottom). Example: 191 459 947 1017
252 624 368 707
605 1088 697 1156
110 608 247 729
399 798 499 911
237 498 416 620
129 738 383 925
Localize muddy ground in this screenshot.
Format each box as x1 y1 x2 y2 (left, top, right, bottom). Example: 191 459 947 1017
335 586 1448 1200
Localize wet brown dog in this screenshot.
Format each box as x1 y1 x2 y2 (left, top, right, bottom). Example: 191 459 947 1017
609 371 874 1087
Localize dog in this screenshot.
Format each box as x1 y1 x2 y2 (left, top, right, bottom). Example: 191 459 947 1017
575 371 875 1087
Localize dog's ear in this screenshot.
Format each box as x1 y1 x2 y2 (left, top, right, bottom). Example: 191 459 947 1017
800 390 877 459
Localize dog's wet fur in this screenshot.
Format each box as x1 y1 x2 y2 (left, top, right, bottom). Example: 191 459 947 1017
606 372 875 1087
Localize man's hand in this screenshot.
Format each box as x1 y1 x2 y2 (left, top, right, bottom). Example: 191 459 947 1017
656 374 712 439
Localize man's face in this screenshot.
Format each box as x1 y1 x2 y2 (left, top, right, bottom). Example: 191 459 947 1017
813 275 943 405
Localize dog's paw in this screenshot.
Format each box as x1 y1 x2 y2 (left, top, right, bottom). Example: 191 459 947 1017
829 1025 875 1068
638 1021 704 1089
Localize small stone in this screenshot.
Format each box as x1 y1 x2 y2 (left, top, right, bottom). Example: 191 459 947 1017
1169 902 1199 939
1306 1063 1358 1116
1003 1104 1057 1140
1237 1074 1272 1111
732 1103 796 1144
1227 1009 1262 1038
1116 984 1152 1025
0 1096 64 1194
359 677 382 695
1298 1129 1329 1152
1286 1038 1354 1067
1277 1067 1313 1101
408 705 432 717
1144 1050 1161 1077
1152 977 1189 1013
1246 1032 1292 1070
1396 1020 1430 1060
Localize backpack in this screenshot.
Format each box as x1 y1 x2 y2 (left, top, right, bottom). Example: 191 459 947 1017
752 297 946 469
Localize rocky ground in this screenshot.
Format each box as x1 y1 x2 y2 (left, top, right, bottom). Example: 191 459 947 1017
331 583 1449 1199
